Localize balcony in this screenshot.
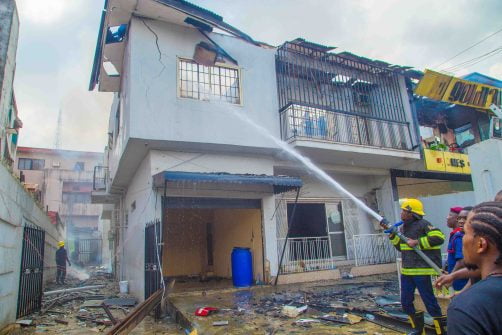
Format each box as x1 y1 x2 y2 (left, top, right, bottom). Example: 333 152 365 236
57 170 94 182
91 166 118 204
93 166 108 191
280 104 420 168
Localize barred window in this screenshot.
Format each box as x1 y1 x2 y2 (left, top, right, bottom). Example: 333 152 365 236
179 59 241 104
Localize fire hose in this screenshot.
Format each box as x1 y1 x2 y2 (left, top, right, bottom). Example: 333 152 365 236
380 218 443 275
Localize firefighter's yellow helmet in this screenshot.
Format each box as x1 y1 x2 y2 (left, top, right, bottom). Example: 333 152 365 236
400 198 425 216
58 241 65 247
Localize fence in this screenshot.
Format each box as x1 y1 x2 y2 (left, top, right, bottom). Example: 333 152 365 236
280 104 413 151
278 236 336 274
17 225 45 318
145 219 163 318
75 239 102 266
353 233 397 266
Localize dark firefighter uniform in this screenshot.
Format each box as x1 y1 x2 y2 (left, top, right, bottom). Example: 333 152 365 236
389 198 446 335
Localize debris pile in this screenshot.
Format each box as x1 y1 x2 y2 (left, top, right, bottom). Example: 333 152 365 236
14 267 141 334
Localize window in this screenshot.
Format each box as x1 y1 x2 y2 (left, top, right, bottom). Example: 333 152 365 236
454 123 476 148
18 158 45 170
179 59 241 104
74 162 85 171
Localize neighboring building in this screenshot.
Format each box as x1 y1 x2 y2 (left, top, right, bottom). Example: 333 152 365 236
391 70 501 238
89 0 422 301
15 147 111 268
0 0 65 327
0 0 22 168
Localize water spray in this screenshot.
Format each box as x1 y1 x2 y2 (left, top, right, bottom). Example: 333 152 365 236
227 108 442 276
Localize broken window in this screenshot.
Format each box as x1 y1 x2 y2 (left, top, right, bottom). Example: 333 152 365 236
286 202 347 260
18 158 45 170
103 61 120 77
454 123 476 148
178 58 241 104
105 24 127 44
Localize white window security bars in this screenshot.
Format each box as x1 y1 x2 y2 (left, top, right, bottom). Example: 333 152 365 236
178 58 241 104
278 236 337 274
353 233 397 266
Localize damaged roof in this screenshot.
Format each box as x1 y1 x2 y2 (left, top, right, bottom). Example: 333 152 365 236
89 0 258 91
281 38 422 78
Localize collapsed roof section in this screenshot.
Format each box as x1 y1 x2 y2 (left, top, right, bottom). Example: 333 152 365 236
278 38 422 79
89 0 259 92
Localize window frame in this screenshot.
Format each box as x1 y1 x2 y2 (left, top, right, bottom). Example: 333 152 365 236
18 158 45 170
176 57 243 106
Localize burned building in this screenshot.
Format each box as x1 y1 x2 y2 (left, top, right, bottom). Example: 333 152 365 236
89 0 424 301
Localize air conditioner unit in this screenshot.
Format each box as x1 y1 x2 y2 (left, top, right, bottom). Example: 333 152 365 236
52 161 61 168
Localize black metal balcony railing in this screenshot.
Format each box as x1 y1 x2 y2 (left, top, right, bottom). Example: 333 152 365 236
280 104 414 151
93 166 108 191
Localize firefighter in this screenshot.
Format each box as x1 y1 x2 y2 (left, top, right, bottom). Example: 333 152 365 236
389 198 446 335
56 241 71 285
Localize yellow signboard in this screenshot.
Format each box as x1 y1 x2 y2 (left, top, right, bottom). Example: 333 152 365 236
423 149 471 174
415 70 501 110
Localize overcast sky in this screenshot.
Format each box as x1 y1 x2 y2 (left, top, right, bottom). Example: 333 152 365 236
14 0 502 152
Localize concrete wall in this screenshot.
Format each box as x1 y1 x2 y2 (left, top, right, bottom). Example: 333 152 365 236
418 191 476 253
0 163 61 328
467 139 502 203
126 18 279 150
122 152 160 300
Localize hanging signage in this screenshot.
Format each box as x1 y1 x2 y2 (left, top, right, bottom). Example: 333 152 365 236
415 70 501 110
423 149 471 174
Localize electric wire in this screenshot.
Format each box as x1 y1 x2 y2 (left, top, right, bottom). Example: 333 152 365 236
433 26 502 69
441 46 502 72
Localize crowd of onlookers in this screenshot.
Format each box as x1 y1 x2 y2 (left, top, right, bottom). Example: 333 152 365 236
388 190 502 335
435 190 502 334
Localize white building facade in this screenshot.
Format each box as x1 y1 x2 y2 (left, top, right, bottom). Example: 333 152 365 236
90 0 421 300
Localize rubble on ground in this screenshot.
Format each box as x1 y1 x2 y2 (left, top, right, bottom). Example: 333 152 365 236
9 267 183 335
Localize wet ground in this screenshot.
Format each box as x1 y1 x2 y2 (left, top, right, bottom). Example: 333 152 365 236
168 274 411 334
7 271 439 334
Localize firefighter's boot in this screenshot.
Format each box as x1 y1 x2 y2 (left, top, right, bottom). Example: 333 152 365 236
433 316 447 335
407 311 425 335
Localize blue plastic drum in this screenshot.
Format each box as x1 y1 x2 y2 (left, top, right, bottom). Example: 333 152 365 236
231 247 253 287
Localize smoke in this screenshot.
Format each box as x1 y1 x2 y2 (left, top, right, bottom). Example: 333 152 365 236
67 265 90 280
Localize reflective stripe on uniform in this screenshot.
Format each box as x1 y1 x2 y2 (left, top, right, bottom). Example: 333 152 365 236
400 242 440 251
420 235 431 249
427 230 445 239
391 235 400 245
401 267 439 275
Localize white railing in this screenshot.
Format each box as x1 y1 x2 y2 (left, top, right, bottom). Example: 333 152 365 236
278 236 336 274
353 233 397 266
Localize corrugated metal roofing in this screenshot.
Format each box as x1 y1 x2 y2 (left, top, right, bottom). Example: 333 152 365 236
154 171 302 194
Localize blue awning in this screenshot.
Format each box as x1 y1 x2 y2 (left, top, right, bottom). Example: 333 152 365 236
153 171 302 194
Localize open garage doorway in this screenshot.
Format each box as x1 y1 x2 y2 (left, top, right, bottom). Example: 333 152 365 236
161 198 264 292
